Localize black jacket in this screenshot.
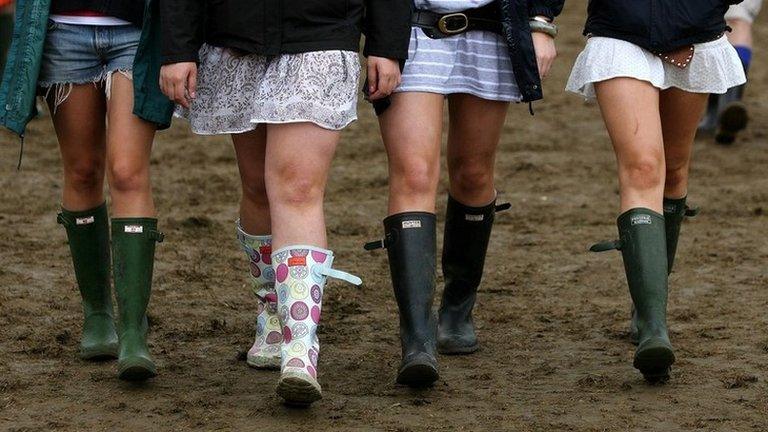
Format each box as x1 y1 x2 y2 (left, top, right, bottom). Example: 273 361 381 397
585 0 743 53
501 0 564 102
51 0 144 26
160 0 412 64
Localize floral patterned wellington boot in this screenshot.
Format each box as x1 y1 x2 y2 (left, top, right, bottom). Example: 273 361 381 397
272 245 362 405
236 221 281 369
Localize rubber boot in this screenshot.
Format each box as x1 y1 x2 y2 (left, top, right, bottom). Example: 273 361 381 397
273 245 361 406
628 197 697 343
697 95 718 135
618 209 675 383
437 196 508 354
715 84 748 145
58 203 119 360
236 221 281 369
379 212 439 387
112 218 164 381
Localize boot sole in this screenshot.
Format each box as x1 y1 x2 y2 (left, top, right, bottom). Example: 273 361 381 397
275 373 322 406
437 342 479 355
634 345 675 384
80 344 119 361
716 103 748 145
397 360 439 388
246 355 281 370
118 358 157 382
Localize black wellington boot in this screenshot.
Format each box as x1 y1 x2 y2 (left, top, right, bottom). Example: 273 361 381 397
715 84 748 145
112 218 164 381
371 212 439 387
58 203 119 360
618 209 675 383
437 196 507 354
628 197 698 344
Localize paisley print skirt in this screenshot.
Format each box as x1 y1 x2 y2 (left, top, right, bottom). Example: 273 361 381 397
177 44 361 133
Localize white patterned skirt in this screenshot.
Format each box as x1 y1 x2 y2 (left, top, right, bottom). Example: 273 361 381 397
177 45 361 134
566 36 746 99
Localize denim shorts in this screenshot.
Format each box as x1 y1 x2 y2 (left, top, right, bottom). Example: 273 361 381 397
38 20 141 90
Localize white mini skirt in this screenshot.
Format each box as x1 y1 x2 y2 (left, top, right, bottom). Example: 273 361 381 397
566 36 746 99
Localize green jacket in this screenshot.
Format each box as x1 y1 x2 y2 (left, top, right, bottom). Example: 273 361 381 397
0 0 173 137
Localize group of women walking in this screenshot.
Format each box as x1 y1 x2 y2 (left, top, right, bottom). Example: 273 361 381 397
0 0 748 406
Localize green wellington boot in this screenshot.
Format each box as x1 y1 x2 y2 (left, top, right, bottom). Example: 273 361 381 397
627 197 698 343
58 203 119 360
437 196 509 354
618 209 675 382
112 218 164 381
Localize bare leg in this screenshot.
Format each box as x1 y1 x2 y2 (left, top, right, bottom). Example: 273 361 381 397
660 88 709 199
232 126 270 235
595 78 665 213
264 122 340 249
49 84 107 211
446 94 508 206
105 73 157 217
378 92 445 214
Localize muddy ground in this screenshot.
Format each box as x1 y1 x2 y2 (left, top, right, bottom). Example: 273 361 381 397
1 3 767 431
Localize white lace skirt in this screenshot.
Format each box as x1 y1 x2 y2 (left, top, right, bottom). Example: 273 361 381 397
566 36 746 99
177 45 361 133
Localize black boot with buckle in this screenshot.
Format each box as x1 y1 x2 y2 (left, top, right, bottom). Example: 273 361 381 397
365 212 439 387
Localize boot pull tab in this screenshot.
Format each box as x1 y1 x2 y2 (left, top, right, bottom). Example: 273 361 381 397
589 239 622 252
364 239 384 251
684 206 700 218
495 202 512 213
149 230 165 243
314 266 363 286
56 213 70 227
363 230 397 251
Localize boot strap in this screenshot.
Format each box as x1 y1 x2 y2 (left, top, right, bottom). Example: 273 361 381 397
148 230 165 243
495 202 512 213
684 205 699 217
56 212 69 227
315 266 363 286
590 239 622 252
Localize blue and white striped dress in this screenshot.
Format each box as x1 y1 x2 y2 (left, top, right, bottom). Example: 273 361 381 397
396 0 521 102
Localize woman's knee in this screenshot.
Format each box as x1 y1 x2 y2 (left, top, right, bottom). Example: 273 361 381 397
448 158 494 197
390 157 439 198
266 167 325 208
620 156 665 191
64 162 103 195
107 160 150 195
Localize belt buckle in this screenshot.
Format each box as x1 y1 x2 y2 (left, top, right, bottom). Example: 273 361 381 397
438 13 469 35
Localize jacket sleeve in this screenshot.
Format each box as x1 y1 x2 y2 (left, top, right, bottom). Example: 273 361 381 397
528 0 565 21
159 0 204 64
363 0 412 60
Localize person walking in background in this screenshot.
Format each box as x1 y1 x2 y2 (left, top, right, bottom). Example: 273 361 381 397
0 0 173 382
160 0 410 406
567 0 746 383
700 0 762 144
366 0 563 388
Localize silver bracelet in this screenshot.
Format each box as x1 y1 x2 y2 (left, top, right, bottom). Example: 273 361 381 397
529 19 558 38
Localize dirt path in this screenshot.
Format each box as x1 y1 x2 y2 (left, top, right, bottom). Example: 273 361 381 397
1 3 767 431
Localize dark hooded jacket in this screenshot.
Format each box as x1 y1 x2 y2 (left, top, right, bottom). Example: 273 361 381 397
160 0 413 64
